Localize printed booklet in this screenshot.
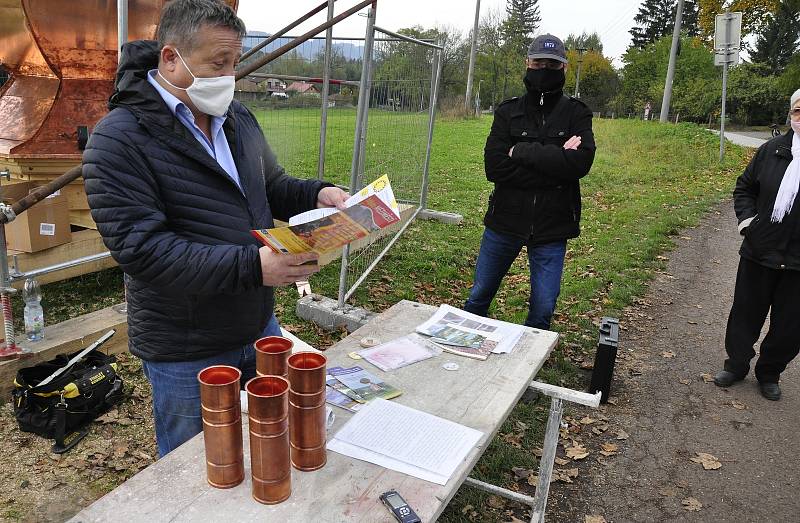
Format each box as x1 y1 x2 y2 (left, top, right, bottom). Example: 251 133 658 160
328 366 402 402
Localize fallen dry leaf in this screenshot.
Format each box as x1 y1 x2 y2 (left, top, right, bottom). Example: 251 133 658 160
527 474 539 486
615 429 630 440
690 452 722 470
731 400 747 410
679 378 691 385
599 442 618 456
682 497 703 511
511 467 534 480
579 416 597 425
566 445 590 460
552 468 579 483
585 516 607 523
461 504 474 515
554 457 570 466
532 447 544 458
487 496 505 509
661 351 676 358
700 373 714 383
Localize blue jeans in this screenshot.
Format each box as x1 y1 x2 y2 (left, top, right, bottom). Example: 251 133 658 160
464 228 566 330
142 314 282 457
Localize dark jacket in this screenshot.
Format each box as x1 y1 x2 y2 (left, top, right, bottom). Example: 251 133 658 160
483 90 596 242
82 40 330 362
735 131 800 271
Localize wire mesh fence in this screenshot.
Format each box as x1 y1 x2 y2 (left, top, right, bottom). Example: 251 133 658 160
234 21 442 308
338 28 442 304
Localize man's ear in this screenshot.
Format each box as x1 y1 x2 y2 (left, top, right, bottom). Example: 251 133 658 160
160 46 179 72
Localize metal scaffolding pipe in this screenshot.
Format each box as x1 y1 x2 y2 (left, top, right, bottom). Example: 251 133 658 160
10 251 113 282
236 0 376 79
245 72 359 88
239 0 337 63
373 26 444 50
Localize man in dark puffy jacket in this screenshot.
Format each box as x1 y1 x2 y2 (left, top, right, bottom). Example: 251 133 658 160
82 0 347 456
464 34 595 330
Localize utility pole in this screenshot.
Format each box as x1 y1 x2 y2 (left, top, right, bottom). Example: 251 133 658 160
465 0 481 111
660 0 684 123
720 7 733 161
574 48 587 99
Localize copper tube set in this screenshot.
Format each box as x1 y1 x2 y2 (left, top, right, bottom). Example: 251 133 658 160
197 336 327 505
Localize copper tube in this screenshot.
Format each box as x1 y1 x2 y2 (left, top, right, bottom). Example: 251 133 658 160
287 352 327 471
198 365 244 489
287 352 327 393
254 336 293 378
288 389 326 409
246 376 291 504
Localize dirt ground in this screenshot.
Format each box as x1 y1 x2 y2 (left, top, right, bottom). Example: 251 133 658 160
546 200 800 522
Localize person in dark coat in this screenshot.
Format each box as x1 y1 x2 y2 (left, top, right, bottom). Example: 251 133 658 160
82 0 348 455
714 88 800 401
464 34 596 330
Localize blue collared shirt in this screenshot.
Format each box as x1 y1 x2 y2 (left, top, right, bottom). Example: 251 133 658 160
147 70 242 191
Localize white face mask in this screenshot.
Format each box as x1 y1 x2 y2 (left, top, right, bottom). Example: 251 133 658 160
159 48 234 117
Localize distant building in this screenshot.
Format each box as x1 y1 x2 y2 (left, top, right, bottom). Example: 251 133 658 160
234 76 286 101
286 81 321 97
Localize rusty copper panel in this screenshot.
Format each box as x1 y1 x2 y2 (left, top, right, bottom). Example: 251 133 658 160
287 352 327 394
0 76 58 155
0 0 55 77
198 365 244 489
22 0 165 80
255 336 293 378
246 376 291 505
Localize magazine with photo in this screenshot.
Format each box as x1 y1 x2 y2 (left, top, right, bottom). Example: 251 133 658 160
416 304 526 354
329 366 402 402
426 339 492 361
325 376 364 412
357 334 440 372
326 370 367 403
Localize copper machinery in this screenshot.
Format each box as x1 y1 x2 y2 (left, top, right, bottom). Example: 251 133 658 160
0 0 236 227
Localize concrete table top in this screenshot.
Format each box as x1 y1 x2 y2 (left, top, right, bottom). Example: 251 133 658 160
70 300 558 523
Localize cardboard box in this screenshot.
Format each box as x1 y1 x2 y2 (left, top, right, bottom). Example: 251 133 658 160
2 182 72 252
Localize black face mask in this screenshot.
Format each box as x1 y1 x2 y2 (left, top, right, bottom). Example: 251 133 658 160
524 68 566 94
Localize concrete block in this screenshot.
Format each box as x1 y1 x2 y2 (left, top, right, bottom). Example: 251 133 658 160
296 293 376 332
418 209 463 225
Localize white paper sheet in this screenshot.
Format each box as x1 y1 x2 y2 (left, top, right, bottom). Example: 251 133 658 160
327 399 483 485
416 304 528 354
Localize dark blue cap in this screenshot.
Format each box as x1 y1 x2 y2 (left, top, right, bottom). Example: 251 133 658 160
527 34 567 63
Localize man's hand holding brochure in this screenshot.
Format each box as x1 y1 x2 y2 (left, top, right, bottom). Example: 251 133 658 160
251 175 401 255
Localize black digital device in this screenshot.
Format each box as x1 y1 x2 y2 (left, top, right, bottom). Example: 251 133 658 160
379 490 421 523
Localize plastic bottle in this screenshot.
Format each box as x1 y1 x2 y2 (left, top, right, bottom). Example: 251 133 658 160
23 278 44 341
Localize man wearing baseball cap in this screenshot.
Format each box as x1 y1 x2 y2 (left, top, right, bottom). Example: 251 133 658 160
464 34 596 330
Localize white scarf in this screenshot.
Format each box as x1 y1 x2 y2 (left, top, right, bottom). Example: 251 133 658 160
771 132 800 223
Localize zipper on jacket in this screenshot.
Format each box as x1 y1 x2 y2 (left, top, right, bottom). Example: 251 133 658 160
530 194 537 236
540 93 544 106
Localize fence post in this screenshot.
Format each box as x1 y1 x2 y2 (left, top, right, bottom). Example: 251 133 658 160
317 0 335 181
338 2 377 308
420 43 443 210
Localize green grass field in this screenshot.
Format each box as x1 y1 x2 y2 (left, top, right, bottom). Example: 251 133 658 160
21 111 749 521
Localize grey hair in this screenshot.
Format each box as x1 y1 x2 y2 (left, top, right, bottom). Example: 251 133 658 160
157 0 246 52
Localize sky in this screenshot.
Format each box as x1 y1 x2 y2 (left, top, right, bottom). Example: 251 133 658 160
237 0 641 66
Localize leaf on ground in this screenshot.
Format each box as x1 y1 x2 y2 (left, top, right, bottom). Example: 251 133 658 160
554 457 570 466
579 416 596 425
690 452 722 470
700 373 714 383
532 447 543 457
487 496 505 509
731 400 747 410
566 444 590 460
527 474 539 486
599 442 618 456
661 351 676 358
501 432 523 448
461 504 474 515
615 429 630 440
552 468 579 483
585 516 607 523
682 497 703 511
679 378 691 385
512 467 534 480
